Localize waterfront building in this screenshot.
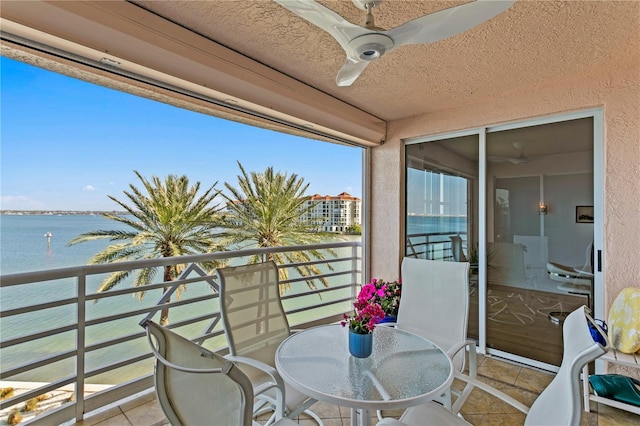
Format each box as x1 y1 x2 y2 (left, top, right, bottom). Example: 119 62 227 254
302 192 361 233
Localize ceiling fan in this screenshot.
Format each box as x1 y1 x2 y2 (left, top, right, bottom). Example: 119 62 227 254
273 0 515 87
488 141 533 164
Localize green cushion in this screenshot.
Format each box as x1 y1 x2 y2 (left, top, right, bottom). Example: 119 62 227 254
589 374 640 407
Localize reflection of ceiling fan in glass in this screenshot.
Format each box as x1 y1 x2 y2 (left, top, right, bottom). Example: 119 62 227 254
488 141 533 164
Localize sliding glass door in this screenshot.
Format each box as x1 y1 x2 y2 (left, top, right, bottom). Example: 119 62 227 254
405 134 480 339
404 113 599 369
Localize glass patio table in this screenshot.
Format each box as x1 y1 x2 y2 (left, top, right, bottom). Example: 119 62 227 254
275 324 453 426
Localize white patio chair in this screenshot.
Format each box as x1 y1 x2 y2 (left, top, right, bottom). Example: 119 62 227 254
217 261 322 425
141 318 296 426
376 305 609 426
391 258 477 410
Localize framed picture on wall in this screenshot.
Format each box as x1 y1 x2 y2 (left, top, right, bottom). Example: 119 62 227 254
576 206 594 223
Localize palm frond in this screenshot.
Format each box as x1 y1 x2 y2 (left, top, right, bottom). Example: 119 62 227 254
67 171 225 315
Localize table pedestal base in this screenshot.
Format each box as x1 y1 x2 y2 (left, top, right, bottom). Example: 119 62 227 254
351 408 372 426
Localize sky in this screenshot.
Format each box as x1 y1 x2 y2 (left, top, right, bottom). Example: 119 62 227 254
0 57 363 211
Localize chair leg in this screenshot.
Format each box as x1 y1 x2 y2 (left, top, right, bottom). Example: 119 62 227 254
451 344 477 413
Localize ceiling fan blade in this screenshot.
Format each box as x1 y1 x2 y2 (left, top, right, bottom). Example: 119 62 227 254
336 59 370 87
487 156 510 163
273 0 368 49
487 155 530 164
387 0 515 48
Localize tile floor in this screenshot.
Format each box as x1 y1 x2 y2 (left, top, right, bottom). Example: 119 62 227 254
75 354 638 426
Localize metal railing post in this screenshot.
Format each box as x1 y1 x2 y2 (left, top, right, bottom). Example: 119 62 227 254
75 273 86 422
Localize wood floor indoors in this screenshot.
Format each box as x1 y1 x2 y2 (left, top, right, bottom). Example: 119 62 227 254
468 283 588 365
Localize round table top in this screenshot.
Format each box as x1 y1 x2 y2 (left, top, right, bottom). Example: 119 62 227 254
275 324 453 410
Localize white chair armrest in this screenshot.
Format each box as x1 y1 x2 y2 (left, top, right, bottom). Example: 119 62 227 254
225 354 287 419
446 339 474 357
225 354 279 377
446 339 478 376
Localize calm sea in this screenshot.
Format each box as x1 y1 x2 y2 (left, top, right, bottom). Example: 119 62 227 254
406 215 467 236
0 213 466 276
0 214 360 383
0 214 463 383
0 214 131 275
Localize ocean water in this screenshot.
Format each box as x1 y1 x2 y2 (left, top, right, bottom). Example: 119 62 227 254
0 215 148 383
0 214 464 383
0 214 466 274
0 214 130 275
0 214 359 383
406 215 467 236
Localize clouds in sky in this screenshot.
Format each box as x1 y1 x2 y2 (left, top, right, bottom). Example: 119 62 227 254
83 185 99 192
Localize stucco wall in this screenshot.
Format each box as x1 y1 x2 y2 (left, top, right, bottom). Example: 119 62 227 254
371 50 640 374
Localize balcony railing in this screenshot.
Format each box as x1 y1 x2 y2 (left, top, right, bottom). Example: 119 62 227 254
406 232 468 261
0 241 361 425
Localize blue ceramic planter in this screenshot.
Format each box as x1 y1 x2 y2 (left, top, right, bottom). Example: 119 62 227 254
380 315 397 324
349 330 373 358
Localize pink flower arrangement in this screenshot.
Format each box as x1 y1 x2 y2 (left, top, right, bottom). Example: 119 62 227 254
341 279 399 334
370 278 402 317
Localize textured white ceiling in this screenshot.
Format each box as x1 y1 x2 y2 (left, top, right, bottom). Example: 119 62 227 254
132 0 640 122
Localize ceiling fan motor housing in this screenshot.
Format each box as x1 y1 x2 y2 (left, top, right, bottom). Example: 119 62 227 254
274 0 515 86
349 33 394 61
351 0 385 11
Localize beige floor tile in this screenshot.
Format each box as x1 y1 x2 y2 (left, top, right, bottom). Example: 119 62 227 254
79 352 638 426
88 413 132 426
484 377 538 408
123 399 167 426
303 401 342 419
119 391 157 412
299 418 343 426
463 412 526 425
378 408 403 419
476 354 487 368
593 403 640 426
76 407 125 426
514 366 553 394
459 386 520 416
477 357 521 385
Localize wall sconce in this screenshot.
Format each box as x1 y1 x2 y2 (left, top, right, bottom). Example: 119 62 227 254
539 203 548 215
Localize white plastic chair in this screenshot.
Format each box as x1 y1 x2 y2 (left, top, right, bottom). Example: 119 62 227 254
376 305 609 426
141 319 296 426
217 261 322 425
394 258 477 408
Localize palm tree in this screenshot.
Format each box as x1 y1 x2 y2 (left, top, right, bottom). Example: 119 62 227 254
67 171 226 324
219 162 337 293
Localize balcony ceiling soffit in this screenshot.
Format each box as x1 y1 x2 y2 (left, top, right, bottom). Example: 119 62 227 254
1 1 639 145
131 0 639 120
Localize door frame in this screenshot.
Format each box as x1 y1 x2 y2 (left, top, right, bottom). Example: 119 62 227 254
404 108 604 371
